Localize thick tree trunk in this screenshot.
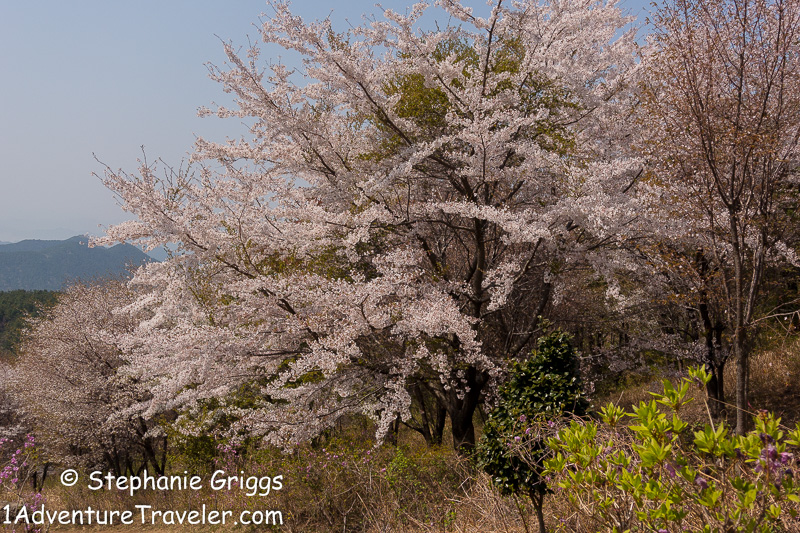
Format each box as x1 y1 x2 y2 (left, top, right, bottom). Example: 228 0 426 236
451 418 474 451
445 366 486 453
32 463 49 492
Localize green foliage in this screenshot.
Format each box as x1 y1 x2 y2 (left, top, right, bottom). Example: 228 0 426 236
0 290 58 355
166 427 219 474
386 73 452 134
167 384 279 473
476 332 587 498
371 35 578 163
507 332 589 418
545 367 800 532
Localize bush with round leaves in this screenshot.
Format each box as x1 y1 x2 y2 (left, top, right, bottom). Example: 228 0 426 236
476 331 588 533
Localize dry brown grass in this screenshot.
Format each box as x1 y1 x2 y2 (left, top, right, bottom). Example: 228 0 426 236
593 336 800 430
728 338 800 423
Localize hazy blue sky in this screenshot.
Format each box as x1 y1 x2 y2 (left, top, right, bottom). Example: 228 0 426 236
0 0 652 243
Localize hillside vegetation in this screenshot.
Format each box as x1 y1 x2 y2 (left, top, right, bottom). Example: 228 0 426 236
0 290 57 357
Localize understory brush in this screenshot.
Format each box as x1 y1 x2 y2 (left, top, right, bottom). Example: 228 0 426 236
42 428 528 532
34 341 800 532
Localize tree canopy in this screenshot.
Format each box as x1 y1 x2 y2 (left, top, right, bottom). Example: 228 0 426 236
639 0 800 432
95 0 641 450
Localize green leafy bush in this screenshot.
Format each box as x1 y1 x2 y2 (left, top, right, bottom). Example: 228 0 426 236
476 331 588 532
544 367 800 532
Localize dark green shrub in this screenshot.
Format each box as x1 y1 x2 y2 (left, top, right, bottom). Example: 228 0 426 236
476 331 588 532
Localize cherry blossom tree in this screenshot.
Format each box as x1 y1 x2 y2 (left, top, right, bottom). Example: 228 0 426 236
96 0 640 451
641 0 800 432
12 281 168 475
0 363 28 444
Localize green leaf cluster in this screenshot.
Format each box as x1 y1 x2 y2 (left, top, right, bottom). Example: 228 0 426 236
544 367 800 532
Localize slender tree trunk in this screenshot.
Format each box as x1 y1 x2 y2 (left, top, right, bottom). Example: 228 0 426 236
158 435 168 475
706 367 721 417
700 321 726 419
730 213 750 435
405 384 448 446
433 402 446 445
529 490 547 533
412 384 433 445
707 362 726 418
696 250 727 418
735 337 750 434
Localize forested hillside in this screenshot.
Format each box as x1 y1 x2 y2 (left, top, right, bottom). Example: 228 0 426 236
0 236 152 291
0 290 57 357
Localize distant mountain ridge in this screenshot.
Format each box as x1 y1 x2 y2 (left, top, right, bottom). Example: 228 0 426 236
0 236 154 291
